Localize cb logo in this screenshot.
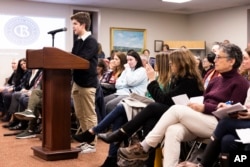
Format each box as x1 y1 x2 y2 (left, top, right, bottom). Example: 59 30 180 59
4 16 40 45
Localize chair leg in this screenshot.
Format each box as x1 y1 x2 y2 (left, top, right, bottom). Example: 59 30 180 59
185 141 198 161
75 127 82 135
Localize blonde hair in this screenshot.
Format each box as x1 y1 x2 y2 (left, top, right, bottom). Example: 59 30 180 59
155 53 170 91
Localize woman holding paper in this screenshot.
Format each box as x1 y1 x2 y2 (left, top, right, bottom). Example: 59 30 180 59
118 43 249 167
177 47 250 167
177 89 250 167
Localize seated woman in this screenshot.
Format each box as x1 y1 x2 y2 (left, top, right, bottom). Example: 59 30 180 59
239 47 250 84
118 43 249 167
177 47 250 167
5 69 42 130
73 49 204 167
97 58 108 81
100 51 127 97
1 58 30 123
103 50 148 114
14 89 43 139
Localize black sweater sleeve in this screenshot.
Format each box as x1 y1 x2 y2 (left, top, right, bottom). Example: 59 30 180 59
147 77 203 106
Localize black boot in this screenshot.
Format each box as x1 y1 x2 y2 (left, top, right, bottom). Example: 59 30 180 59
72 130 95 143
98 129 127 144
1 113 11 122
9 121 28 130
2 119 19 128
100 156 118 167
200 136 221 167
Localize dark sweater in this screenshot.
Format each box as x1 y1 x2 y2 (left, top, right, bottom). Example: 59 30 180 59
147 76 204 106
13 70 31 91
71 36 98 88
204 69 249 115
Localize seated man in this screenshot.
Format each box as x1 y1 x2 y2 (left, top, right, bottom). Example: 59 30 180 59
0 58 18 118
14 89 42 138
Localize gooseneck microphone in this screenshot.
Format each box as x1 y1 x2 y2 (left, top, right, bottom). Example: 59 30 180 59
47 27 67 35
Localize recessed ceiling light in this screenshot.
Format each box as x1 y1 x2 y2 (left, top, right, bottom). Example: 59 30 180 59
162 0 191 3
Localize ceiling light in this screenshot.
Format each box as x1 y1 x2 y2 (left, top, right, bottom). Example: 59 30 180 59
162 0 191 3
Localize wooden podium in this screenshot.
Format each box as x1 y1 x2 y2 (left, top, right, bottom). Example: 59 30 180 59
26 47 89 161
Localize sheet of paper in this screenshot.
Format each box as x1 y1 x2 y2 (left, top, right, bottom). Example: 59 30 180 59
172 94 203 105
235 128 250 144
190 96 204 104
172 94 190 105
212 102 246 119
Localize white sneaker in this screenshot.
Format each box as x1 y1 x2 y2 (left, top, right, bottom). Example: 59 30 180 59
76 142 87 148
80 143 96 154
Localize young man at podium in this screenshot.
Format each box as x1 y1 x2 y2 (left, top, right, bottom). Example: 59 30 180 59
70 12 99 153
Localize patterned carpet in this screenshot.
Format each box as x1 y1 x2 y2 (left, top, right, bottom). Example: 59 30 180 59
0 121 108 167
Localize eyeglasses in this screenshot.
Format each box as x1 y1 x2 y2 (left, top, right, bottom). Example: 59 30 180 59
214 55 228 60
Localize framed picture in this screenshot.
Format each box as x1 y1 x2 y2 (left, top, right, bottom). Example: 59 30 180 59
110 27 146 53
154 40 163 52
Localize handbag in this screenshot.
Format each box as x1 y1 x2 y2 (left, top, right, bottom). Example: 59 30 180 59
101 83 116 96
128 93 155 105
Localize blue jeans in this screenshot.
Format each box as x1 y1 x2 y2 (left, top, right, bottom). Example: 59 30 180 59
93 104 128 157
214 117 250 153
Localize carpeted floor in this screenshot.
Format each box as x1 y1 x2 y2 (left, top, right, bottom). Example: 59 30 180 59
0 121 109 167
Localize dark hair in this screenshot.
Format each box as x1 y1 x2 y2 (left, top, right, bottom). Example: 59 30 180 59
15 58 27 82
115 51 127 71
97 58 108 75
207 52 216 64
127 51 143 70
142 49 150 54
162 44 170 50
219 43 243 69
70 12 91 31
127 49 135 55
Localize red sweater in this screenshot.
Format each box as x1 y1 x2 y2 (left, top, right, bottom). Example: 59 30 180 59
203 69 249 116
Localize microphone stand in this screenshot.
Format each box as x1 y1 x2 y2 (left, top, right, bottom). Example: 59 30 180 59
50 33 55 47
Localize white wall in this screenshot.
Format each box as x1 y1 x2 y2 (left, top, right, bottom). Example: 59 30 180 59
188 5 250 51
98 8 189 56
0 1 249 86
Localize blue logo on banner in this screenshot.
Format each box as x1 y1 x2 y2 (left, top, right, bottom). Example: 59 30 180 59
4 16 40 45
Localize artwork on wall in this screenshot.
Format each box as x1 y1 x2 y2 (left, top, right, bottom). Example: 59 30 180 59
110 27 146 53
154 40 163 52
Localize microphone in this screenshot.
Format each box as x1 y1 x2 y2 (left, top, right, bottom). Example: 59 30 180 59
47 27 67 35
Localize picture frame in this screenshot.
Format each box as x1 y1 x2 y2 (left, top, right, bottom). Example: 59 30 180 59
110 27 146 53
154 40 164 52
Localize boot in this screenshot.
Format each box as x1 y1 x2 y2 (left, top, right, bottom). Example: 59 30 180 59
98 129 127 144
2 119 19 128
100 156 118 167
72 130 95 143
9 121 28 130
200 136 221 167
1 112 11 122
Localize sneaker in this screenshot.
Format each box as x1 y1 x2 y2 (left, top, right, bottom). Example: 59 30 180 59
14 110 35 121
80 143 96 154
118 143 149 161
16 130 36 139
76 142 87 148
